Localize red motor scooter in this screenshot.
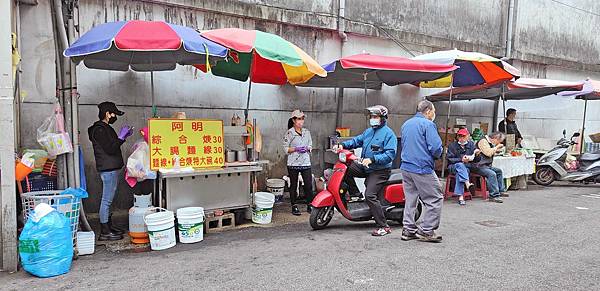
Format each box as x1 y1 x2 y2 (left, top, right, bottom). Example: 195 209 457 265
309 149 421 230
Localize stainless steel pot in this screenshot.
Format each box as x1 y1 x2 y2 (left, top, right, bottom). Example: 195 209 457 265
226 150 236 163
236 150 247 162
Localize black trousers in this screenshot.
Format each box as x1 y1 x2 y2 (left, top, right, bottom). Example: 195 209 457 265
287 167 314 205
344 163 390 227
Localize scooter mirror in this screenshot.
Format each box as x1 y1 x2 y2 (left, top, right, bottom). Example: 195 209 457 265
562 129 566 137
572 132 581 138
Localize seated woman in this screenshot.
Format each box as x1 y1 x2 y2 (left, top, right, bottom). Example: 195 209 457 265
447 128 480 206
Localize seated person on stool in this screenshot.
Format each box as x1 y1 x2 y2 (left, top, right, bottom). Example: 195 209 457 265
474 131 509 203
447 128 480 206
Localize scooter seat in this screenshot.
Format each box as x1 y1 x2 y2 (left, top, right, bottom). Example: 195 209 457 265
580 153 600 161
386 169 403 185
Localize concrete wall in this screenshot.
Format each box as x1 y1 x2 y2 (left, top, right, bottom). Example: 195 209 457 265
16 0 600 212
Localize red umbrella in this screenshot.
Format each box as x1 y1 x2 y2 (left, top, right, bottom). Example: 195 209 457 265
298 53 457 107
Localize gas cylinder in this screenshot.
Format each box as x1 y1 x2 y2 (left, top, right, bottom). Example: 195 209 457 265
128 194 155 244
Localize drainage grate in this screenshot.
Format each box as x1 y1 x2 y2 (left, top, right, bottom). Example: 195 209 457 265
475 220 508 227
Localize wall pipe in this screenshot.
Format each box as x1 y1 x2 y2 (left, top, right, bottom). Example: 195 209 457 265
335 0 347 129
49 0 68 189
505 0 515 59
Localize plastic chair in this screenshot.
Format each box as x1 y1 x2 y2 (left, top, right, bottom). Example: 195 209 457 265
444 173 489 200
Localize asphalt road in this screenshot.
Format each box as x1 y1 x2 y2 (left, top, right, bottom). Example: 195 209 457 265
2 183 600 290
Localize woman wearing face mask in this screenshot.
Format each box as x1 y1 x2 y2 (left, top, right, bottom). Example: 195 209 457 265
283 110 314 216
446 128 480 205
88 101 133 240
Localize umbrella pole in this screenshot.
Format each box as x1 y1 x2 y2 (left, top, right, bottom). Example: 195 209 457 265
441 87 454 178
580 96 588 154
151 71 157 117
244 80 253 123
336 87 344 128
501 83 507 132
363 73 368 108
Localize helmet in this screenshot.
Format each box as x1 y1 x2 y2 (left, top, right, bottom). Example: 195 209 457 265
365 105 388 119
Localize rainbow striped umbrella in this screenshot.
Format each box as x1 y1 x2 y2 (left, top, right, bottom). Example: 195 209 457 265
64 20 228 116
195 28 326 120
413 49 520 88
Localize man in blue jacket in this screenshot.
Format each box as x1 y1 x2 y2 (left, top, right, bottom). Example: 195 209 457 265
336 105 397 237
400 100 444 243
447 128 480 206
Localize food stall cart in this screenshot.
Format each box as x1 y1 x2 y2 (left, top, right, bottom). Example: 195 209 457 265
149 119 267 213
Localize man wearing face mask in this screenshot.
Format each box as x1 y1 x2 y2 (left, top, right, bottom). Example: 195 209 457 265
400 100 444 243
447 128 481 206
88 102 133 241
334 105 397 237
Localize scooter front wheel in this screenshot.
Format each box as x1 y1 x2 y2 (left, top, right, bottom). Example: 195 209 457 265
533 166 556 186
309 206 334 230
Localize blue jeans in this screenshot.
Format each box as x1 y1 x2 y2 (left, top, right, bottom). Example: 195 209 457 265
449 162 470 195
472 166 505 198
99 170 119 224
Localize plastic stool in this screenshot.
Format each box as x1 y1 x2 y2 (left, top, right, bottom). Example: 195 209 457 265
444 174 472 200
470 173 489 199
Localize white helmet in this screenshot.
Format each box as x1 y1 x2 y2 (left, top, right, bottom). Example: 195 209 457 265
365 105 388 119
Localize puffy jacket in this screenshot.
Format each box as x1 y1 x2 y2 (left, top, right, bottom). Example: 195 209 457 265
88 121 124 172
341 121 397 172
400 113 443 174
447 140 479 166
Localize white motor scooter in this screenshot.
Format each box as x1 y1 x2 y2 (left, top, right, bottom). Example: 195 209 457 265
534 130 600 186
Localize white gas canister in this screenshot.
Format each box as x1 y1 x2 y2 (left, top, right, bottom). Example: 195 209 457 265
128 194 155 244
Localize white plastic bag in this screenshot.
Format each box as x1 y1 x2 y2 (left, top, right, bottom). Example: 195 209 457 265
37 103 73 157
127 140 154 181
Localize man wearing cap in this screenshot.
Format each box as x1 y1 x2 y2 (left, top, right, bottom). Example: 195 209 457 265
88 101 133 241
447 128 480 206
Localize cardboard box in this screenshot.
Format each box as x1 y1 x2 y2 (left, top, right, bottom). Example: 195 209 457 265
438 131 456 147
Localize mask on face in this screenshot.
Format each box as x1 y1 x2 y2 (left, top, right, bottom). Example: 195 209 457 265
108 116 117 124
458 140 468 145
369 118 380 127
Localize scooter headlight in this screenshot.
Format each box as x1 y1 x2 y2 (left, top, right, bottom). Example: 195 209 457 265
339 152 347 163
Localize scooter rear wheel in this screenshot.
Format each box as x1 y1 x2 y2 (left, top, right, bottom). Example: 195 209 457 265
310 206 334 230
395 200 422 226
533 166 555 186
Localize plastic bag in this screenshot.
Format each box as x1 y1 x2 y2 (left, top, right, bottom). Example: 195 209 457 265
19 203 73 278
37 103 73 157
61 187 89 199
127 140 155 181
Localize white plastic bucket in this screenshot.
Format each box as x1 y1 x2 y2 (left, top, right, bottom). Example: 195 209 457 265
252 192 275 224
144 209 176 251
266 178 285 203
176 207 205 244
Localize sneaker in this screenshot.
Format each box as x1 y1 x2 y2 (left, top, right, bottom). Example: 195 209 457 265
292 205 301 216
401 230 418 241
488 197 504 203
416 230 443 243
306 205 312 213
458 199 466 206
371 227 392 237
500 192 509 197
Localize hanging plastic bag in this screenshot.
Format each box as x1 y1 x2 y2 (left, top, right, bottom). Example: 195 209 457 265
37 103 73 157
127 140 156 182
19 203 73 278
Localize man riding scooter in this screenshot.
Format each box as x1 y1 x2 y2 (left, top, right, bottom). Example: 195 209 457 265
333 105 397 236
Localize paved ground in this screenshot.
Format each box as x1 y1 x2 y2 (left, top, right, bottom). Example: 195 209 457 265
2 182 600 290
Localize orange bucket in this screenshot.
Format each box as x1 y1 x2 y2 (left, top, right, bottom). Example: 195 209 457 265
15 161 33 182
